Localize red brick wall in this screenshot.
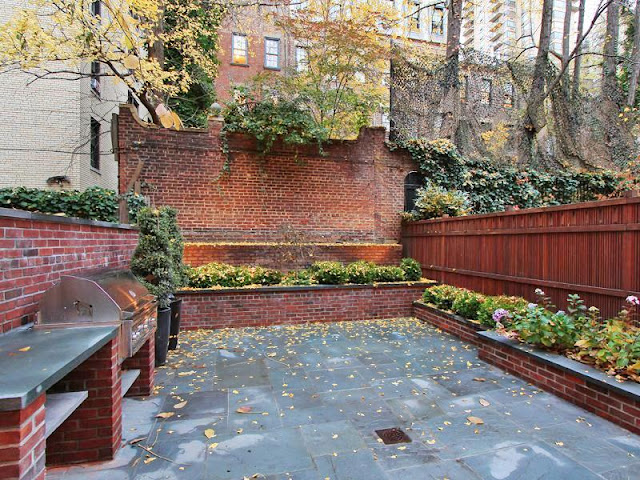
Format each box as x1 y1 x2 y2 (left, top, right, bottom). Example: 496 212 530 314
479 338 640 435
0 210 138 333
0 395 46 480
183 242 403 269
177 283 428 329
117 106 415 243
413 301 485 346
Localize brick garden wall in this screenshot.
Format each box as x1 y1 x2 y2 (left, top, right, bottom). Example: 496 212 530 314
0 209 138 333
183 242 403 269
117 105 416 243
177 283 428 330
413 302 485 346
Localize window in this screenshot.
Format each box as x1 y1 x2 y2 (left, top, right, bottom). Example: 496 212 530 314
411 2 421 30
431 5 445 36
90 0 101 17
90 118 100 171
232 33 248 65
295 46 308 72
404 172 424 212
264 37 280 70
481 78 492 105
127 91 139 110
504 82 514 108
90 61 100 95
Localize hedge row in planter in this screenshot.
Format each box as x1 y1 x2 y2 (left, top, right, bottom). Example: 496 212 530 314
187 258 423 289
421 284 640 383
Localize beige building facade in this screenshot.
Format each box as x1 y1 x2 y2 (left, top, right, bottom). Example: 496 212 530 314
0 0 139 191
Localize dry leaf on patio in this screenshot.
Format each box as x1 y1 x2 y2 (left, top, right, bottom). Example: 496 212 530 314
156 412 175 419
18 346 31 352
178 370 196 376
144 456 156 464
479 398 491 407
473 377 486 382
129 437 146 445
236 406 253 414
467 416 484 425
174 401 188 409
208 442 219 450
204 429 215 439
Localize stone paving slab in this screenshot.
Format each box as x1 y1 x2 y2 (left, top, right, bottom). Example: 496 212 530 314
48 318 640 480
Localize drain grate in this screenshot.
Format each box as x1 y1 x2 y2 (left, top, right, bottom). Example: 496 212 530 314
375 427 412 445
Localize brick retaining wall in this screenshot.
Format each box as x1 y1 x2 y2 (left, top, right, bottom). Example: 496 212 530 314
413 301 485 346
177 283 429 330
183 242 403 269
0 209 138 333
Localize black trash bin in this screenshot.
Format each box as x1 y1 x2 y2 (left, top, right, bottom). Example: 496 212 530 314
168 298 183 350
155 307 171 366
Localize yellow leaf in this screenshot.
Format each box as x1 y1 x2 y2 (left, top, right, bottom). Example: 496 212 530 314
144 456 156 464
467 416 484 425
155 412 174 419
160 113 174 129
123 54 140 70
204 429 215 439
236 406 253 414
208 442 219 450
397 446 407 450
174 401 187 409
479 398 490 407
18 346 31 352
427 439 436 445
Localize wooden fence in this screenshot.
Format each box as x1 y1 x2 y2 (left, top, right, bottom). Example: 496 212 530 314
402 196 640 320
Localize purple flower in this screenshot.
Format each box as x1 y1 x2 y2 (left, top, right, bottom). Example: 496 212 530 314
556 310 565 316
527 303 537 310
626 295 640 306
492 308 510 322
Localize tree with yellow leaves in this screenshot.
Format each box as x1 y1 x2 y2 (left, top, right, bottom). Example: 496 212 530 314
0 0 225 126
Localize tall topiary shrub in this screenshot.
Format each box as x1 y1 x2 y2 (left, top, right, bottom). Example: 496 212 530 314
159 207 187 288
130 207 181 308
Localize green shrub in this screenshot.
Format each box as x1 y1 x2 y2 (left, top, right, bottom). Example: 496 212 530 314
451 291 486 320
400 258 422 281
513 307 579 350
345 261 377 284
373 265 406 282
280 269 318 286
309 261 349 285
0 186 145 223
422 285 466 310
410 182 470 220
476 295 529 327
251 266 283 286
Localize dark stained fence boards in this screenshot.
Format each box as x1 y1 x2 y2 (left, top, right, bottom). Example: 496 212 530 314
402 197 640 321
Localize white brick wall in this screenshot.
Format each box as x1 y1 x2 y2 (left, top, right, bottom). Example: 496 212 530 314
0 0 133 191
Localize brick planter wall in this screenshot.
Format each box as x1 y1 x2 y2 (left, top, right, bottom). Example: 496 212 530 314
0 209 138 334
413 301 486 346
117 105 416 243
478 331 640 435
413 302 640 435
183 242 403 269
177 282 430 330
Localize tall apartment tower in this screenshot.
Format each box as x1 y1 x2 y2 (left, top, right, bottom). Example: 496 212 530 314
461 0 580 61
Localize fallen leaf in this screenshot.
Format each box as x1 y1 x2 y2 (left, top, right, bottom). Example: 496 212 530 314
178 370 196 376
18 346 31 352
397 446 407 450
204 429 215 439
236 406 253 414
208 442 219 450
174 401 187 409
155 412 175 419
467 416 484 425
555 441 564 446
479 398 491 407
427 439 436 445
129 437 146 445
473 377 486 382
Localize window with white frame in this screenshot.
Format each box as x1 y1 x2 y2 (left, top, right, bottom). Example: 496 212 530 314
264 38 280 69
411 1 421 30
431 5 445 36
232 33 248 65
295 46 308 72
90 118 100 171
90 61 100 95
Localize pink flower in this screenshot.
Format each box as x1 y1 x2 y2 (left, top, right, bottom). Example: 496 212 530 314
626 295 640 306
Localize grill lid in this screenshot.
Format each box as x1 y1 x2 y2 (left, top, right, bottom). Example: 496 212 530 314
81 269 155 316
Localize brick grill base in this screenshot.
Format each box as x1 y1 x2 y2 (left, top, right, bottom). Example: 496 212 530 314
122 336 155 397
0 395 46 480
178 283 428 330
46 337 122 466
413 302 640 435
183 243 403 270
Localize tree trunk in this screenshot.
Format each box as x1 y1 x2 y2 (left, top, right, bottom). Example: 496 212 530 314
526 0 553 133
602 0 620 102
562 0 572 69
571 0 586 99
627 0 640 106
439 0 462 139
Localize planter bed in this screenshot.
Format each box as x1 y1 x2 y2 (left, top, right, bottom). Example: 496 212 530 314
177 281 432 330
413 302 640 435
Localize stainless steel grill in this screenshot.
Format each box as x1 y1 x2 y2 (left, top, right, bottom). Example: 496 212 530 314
38 269 157 363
